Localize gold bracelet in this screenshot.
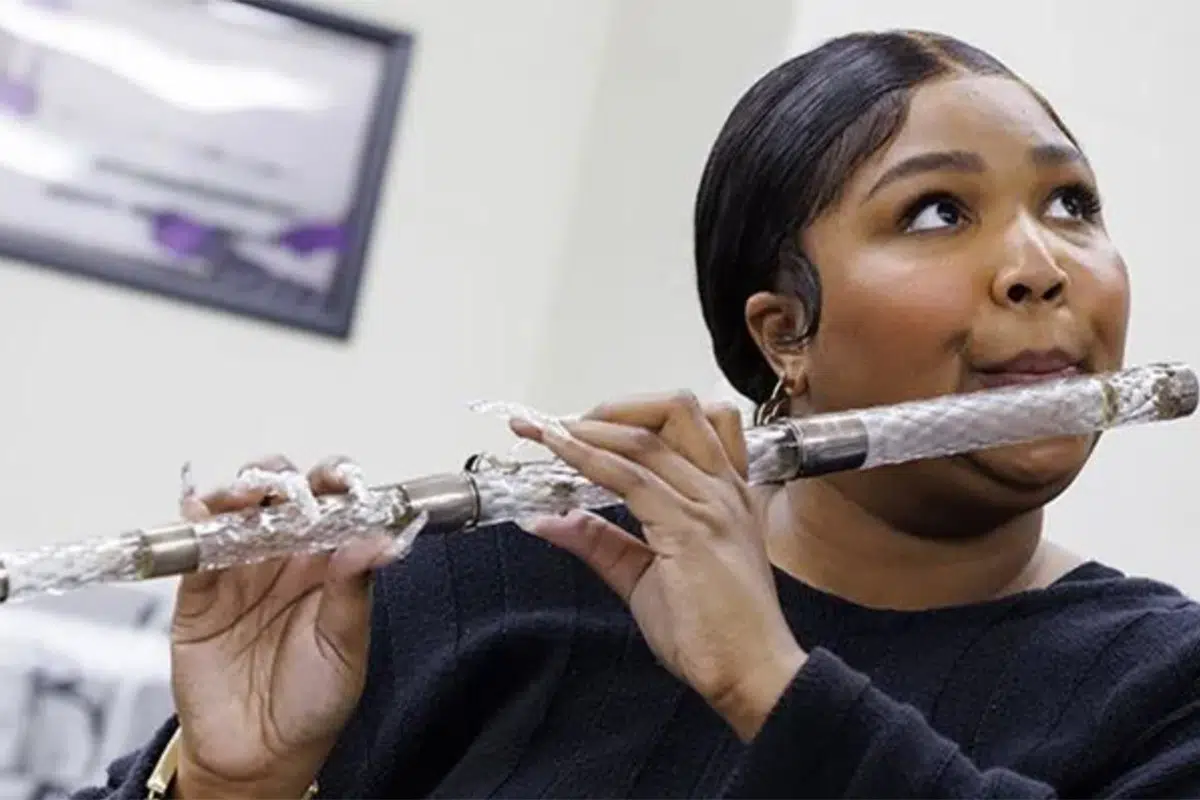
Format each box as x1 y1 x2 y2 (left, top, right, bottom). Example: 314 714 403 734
146 727 318 799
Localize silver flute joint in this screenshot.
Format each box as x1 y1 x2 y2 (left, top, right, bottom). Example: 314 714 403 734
392 472 481 531
781 413 870 477
136 524 200 580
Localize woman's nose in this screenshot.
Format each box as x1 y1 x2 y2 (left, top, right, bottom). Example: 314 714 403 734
990 218 1070 309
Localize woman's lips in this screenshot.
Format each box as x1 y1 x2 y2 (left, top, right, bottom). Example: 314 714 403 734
974 364 1084 389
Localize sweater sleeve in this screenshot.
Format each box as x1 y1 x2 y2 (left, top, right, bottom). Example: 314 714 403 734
69 717 178 800
722 648 1200 799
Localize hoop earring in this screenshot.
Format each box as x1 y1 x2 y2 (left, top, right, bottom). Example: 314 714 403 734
754 376 792 426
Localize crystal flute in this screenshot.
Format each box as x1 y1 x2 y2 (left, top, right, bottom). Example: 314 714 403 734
0 362 1192 604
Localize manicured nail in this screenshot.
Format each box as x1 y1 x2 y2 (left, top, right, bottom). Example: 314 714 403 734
333 460 370 501
515 516 544 535
178 461 197 501
545 424 570 443
515 416 544 434
385 536 415 560
386 512 427 559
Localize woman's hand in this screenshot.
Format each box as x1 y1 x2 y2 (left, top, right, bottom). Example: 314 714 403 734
511 393 806 740
169 455 411 799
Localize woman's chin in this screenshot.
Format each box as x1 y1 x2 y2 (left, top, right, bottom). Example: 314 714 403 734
963 435 1094 493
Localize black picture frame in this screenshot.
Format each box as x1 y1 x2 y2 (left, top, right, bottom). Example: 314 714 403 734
0 0 414 339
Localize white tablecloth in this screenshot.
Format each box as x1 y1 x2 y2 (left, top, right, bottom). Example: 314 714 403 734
0 583 175 799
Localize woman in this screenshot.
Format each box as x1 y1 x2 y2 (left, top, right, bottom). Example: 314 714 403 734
76 30 1200 799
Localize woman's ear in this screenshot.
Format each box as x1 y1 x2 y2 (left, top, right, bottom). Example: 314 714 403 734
745 291 809 397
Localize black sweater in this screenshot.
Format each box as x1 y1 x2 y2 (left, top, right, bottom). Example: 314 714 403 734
75 509 1200 798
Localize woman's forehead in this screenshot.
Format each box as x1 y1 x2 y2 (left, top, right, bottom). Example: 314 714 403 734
864 75 1078 179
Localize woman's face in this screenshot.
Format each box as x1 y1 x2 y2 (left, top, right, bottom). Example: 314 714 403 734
757 75 1130 531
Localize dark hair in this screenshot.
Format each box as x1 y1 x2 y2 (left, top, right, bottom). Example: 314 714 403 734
694 30 1070 404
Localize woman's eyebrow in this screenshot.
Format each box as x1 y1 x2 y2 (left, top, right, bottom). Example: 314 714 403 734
863 143 1091 203
1029 142 1089 170
864 150 985 201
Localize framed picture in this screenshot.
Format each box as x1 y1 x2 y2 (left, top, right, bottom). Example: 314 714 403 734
0 0 413 338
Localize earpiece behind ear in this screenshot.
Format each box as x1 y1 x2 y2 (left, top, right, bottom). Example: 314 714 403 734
775 243 822 342
769 314 807 352
744 290 810 393
744 241 820 411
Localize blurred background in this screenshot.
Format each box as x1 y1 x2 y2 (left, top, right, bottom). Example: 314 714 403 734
0 0 1195 796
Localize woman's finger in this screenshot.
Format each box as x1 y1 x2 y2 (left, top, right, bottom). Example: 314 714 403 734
518 509 655 603
313 536 390 672
307 455 358 496
562 418 715 501
197 454 300 512
179 465 212 522
510 418 689 536
584 392 733 477
316 508 424 660
704 402 749 480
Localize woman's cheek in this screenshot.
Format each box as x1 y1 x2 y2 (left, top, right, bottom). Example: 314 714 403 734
808 258 978 409
1084 258 1130 369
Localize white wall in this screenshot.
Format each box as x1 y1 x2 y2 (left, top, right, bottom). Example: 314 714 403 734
788 1 1200 593
528 0 794 410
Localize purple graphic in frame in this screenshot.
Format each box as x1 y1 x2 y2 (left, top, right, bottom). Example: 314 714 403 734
275 221 347 257
149 212 218 259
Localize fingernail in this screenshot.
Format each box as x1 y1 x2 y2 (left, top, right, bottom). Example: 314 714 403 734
514 416 545 435
384 536 414 560
515 516 543 534
514 414 572 442
333 461 371 501
179 461 197 500
179 495 210 522
538 420 574 446
543 425 570 443
383 511 427 560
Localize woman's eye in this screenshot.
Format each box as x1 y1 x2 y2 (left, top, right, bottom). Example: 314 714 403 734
905 199 963 233
1046 187 1101 221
